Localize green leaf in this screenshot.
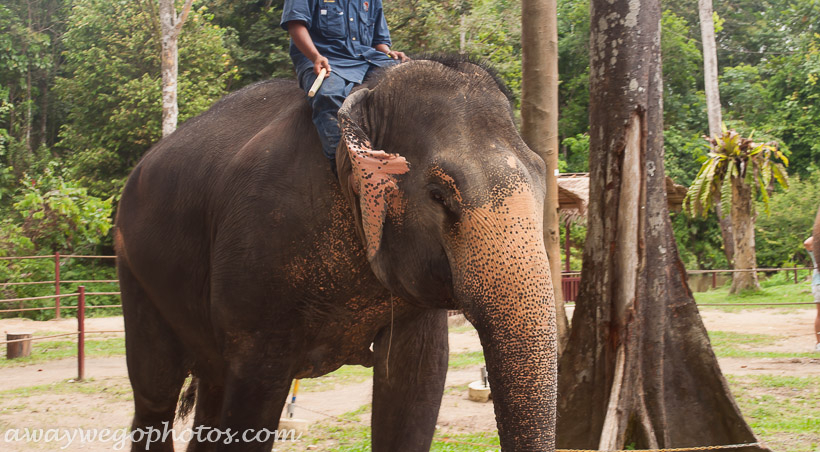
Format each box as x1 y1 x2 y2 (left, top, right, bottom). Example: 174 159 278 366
720 160 734 218
772 163 789 190
758 174 770 216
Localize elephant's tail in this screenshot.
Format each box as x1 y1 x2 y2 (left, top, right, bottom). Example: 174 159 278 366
177 376 198 421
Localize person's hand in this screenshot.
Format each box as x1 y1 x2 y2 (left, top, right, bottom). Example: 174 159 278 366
386 50 409 63
313 55 331 77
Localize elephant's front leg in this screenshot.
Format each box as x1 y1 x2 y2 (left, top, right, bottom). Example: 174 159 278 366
371 308 449 451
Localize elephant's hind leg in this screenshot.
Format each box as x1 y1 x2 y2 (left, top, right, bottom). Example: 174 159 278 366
185 379 224 452
120 264 188 452
371 309 449 452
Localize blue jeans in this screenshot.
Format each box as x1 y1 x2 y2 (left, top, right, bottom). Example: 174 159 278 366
299 64 396 160
299 70 355 160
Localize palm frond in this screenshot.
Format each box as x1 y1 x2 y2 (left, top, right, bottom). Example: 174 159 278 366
719 160 734 219
758 173 770 216
772 163 789 190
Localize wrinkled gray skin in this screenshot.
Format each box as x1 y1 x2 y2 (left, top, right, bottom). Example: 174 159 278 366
115 56 556 452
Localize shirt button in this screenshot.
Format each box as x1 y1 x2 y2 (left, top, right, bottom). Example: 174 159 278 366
350 17 354 21
352 37 357 40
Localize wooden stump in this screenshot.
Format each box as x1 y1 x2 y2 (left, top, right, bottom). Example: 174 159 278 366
6 332 33 359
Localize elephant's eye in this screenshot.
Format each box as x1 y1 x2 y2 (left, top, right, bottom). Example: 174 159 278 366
429 187 447 205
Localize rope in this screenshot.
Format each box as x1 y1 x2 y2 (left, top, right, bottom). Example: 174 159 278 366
291 404 360 425
0 292 80 303
0 330 124 345
696 302 817 306
293 403 760 452
557 444 762 452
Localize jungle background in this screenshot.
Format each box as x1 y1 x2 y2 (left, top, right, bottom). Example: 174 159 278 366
1 0 819 315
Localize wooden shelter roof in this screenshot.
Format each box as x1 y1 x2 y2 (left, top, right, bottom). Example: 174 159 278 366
558 173 687 223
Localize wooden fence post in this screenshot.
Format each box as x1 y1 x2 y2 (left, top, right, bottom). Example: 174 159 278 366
77 286 85 380
55 252 61 319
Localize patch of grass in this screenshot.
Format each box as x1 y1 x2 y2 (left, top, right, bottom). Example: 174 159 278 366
0 335 125 367
297 366 374 392
728 375 820 452
0 376 133 402
289 405 501 452
298 349 486 393
431 431 500 451
708 331 817 359
444 383 470 396
448 323 476 334
337 403 371 423
448 350 485 369
694 280 815 311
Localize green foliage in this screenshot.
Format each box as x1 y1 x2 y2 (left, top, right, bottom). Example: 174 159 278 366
55 0 234 196
11 162 112 253
386 0 523 105
663 128 708 187
755 172 820 268
560 133 589 173
661 10 706 134
0 1 65 175
671 212 728 270
205 0 293 87
557 0 590 142
0 162 116 320
558 219 586 271
683 129 789 218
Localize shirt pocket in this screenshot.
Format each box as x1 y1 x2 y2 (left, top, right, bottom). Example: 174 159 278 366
318 5 346 39
358 10 375 46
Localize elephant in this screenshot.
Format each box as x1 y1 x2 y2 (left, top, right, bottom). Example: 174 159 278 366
114 55 557 452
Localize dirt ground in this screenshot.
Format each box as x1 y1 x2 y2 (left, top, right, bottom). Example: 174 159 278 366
0 308 817 451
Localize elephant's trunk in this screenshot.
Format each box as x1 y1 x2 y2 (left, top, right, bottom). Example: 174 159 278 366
451 184 557 451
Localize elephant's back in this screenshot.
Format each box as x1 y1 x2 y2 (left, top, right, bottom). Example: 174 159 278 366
136 79 312 181
115 78 326 274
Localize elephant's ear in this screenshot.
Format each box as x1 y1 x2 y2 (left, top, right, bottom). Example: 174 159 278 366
337 88 410 260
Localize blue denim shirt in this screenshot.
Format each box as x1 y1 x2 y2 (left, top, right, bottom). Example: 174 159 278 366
281 0 394 84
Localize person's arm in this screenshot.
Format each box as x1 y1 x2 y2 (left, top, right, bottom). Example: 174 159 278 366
371 0 408 62
374 43 409 62
285 21 331 77
805 236 814 252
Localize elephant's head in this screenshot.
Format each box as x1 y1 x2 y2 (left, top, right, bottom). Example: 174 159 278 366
337 57 557 450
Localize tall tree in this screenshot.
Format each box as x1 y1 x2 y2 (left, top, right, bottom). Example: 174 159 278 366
684 129 789 293
158 0 194 136
57 0 232 196
521 0 569 351
557 0 767 449
698 0 721 138
698 0 736 268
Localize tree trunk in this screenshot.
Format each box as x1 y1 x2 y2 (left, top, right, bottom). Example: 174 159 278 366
728 175 760 293
699 0 736 268
699 0 721 138
521 0 569 354
159 0 194 137
556 0 767 450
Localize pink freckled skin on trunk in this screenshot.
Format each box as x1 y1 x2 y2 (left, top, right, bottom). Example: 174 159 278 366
449 183 557 450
